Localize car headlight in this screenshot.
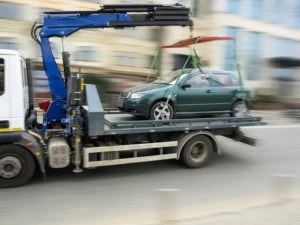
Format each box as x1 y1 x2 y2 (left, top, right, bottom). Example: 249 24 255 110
130 93 143 99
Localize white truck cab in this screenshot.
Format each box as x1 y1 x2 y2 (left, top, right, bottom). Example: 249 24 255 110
0 49 29 132
0 50 45 188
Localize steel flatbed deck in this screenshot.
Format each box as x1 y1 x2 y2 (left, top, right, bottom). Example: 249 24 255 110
103 113 265 135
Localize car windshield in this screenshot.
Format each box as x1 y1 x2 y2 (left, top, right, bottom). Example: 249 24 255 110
153 69 192 84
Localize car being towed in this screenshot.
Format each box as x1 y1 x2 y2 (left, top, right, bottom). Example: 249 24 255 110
117 68 250 120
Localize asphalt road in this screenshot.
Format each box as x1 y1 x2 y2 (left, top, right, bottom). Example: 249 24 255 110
1 111 300 225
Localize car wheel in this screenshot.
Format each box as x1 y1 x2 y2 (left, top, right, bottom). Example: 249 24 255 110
231 101 249 117
150 101 174 120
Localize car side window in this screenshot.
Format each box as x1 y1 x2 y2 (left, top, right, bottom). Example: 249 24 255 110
185 74 209 88
0 58 4 96
213 73 238 87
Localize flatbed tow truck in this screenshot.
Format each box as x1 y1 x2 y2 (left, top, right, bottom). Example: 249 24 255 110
0 4 264 188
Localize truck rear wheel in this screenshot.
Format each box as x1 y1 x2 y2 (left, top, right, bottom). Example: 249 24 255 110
0 145 36 188
181 135 213 168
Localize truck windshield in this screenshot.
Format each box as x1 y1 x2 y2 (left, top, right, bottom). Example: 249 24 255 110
153 69 191 84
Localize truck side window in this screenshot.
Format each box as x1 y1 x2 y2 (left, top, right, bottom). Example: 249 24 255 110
0 58 4 95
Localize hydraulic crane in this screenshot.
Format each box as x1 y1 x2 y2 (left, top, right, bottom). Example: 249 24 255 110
31 4 193 128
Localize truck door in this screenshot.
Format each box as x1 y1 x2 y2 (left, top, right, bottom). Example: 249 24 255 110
0 57 10 130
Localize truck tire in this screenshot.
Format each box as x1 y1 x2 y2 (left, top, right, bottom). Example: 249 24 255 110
0 145 36 188
181 135 213 168
150 101 174 120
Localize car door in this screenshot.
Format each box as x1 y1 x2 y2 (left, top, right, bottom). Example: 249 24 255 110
211 72 238 111
175 71 214 114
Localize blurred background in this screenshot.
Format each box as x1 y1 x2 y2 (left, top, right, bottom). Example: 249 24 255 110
0 0 300 110
1 2 300 225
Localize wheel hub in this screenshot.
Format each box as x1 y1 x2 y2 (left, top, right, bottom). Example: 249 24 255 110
234 103 248 117
0 156 22 179
154 103 170 120
190 142 206 160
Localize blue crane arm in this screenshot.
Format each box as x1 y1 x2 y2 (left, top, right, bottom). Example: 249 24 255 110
36 4 192 123
39 13 136 103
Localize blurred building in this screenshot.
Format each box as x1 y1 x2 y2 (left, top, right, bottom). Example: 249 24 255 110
0 0 162 105
0 0 300 104
208 0 300 100
162 0 300 99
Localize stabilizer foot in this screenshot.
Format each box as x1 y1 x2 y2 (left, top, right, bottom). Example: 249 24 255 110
73 168 83 173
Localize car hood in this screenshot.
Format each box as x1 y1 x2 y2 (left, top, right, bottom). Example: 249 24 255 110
124 83 171 93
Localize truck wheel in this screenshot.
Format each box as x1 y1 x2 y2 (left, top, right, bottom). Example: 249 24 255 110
0 145 36 188
181 135 213 168
231 101 249 117
150 101 174 120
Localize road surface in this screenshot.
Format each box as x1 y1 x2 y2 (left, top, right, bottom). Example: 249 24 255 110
0 111 299 225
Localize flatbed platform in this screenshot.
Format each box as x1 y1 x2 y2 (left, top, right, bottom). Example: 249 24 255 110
102 113 265 135
82 113 264 170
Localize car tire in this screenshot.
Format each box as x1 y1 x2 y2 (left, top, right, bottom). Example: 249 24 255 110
231 101 249 117
150 101 174 120
0 145 36 188
181 135 213 168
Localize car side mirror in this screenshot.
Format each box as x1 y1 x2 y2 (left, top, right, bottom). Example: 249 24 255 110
181 83 191 89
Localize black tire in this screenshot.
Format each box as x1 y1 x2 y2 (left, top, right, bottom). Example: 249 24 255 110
181 135 213 168
0 145 36 188
231 101 249 117
150 101 174 120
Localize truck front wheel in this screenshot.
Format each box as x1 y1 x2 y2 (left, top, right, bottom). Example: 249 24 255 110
181 135 213 168
0 145 36 188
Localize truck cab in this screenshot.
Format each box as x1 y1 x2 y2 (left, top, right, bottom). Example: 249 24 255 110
0 50 46 188
0 49 29 132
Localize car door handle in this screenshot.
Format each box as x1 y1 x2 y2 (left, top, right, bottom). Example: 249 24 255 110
206 90 212 93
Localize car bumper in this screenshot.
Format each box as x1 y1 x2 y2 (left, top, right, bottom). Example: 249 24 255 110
118 97 149 117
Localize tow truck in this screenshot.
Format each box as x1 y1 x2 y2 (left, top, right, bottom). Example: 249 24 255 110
0 4 264 188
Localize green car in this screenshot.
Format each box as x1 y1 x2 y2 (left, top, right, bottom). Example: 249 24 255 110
117 68 250 120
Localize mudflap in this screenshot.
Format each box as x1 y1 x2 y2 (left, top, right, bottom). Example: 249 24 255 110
226 128 256 146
